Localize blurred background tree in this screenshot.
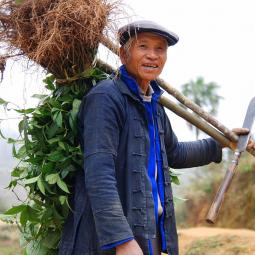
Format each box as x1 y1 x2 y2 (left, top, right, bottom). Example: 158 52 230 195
181 77 223 139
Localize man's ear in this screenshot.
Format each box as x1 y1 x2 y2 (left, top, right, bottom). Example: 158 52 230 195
119 46 127 64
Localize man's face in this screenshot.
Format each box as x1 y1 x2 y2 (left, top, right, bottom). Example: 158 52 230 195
120 32 168 89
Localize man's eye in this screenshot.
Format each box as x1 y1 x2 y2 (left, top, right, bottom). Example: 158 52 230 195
139 44 147 48
156 47 167 53
157 46 165 51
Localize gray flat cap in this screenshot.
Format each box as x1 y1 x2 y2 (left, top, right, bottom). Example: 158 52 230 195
118 20 179 47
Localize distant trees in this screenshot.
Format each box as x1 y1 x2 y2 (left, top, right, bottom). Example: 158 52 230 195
181 77 222 139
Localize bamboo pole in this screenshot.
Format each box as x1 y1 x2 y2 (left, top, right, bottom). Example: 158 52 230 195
159 96 232 148
100 37 238 142
157 78 239 142
96 59 255 156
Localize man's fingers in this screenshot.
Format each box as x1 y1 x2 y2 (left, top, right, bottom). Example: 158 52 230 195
247 138 255 157
232 128 250 135
247 138 255 149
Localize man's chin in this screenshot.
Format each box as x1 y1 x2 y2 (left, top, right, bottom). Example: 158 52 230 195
144 75 160 81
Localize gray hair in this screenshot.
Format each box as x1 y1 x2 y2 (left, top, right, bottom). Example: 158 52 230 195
122 37 135 57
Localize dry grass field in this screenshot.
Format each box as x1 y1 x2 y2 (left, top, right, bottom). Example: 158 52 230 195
1 221 255 255
179 227 255 255
0 221 21 255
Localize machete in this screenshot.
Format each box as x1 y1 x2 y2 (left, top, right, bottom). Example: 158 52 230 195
206 97 255 224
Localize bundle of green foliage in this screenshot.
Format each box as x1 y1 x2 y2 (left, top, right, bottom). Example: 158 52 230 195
0 69 108 254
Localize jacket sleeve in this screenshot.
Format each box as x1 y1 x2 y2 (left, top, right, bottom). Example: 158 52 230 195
80 89 134 247
101 237 134 250
162 109 222 169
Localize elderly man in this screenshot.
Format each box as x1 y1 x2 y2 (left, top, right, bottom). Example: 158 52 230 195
58 20 253 255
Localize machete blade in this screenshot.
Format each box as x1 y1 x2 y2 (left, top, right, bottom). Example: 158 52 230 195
237 97 255 152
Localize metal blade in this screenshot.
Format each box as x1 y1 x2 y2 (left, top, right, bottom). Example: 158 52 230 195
237 97 255 152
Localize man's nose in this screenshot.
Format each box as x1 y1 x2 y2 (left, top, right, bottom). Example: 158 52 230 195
146 49 158 59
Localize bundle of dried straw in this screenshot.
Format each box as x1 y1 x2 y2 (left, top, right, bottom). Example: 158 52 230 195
0 0 119 79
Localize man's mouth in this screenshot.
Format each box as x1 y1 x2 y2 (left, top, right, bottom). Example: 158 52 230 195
142 64 159 69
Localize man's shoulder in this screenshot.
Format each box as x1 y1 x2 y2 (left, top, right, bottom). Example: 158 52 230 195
88 79 120 96
83 79 126 111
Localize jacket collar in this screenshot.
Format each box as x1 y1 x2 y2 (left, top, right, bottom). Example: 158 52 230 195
115 65 163 103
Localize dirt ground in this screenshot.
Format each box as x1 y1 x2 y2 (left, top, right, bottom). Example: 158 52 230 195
0 221 21 254
178 227 255 255
1 221 255 255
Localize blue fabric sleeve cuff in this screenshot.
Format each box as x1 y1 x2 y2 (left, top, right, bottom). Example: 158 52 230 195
101 237 134 250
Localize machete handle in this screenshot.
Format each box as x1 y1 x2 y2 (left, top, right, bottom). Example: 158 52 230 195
206 151 241 224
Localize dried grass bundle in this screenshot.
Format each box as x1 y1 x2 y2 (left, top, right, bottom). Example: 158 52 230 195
0 0 119 79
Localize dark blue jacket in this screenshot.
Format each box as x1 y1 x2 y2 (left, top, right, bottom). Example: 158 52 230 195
58 78 222 255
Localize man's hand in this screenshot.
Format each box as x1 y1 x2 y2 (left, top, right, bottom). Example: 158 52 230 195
228 128 255 156
116 239 143 255
247 137 255 156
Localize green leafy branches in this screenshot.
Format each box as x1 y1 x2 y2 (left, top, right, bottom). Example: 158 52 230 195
0 68 108 254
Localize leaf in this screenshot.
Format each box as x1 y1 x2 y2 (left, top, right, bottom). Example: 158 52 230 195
60 165 75 179
53 111 62 128
59 196 66 205
47 137 60 144
11 167 22 177
26 240 49 255
58 141 67 151
43 75 55 91
42 232 60 249
32 94 48 100
68 99 81 132
33 108 42 115
15 108 35 114
60 94 73 104
4 204 27 215
173 196 188 204
32 198 44 208
0 128 6 139
20 209 28 226
20 235 28 250
169 169 182 176
17 145 27 159
69 113 75 132
64 196 72 211
0 97 8 106
46 123 59 139
6 179 17 189
26 206 40 223
47 151 64 162
23 175 40 185
18 119 25 134
170 169 182 185
42 162 54 173
45 173 59 185
43 182 56 194
12 143 17 158
57 178 70 193
37 177 46 195
8 138 17 144
171 175 180 185
72 99 81 112
52 206 65 220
